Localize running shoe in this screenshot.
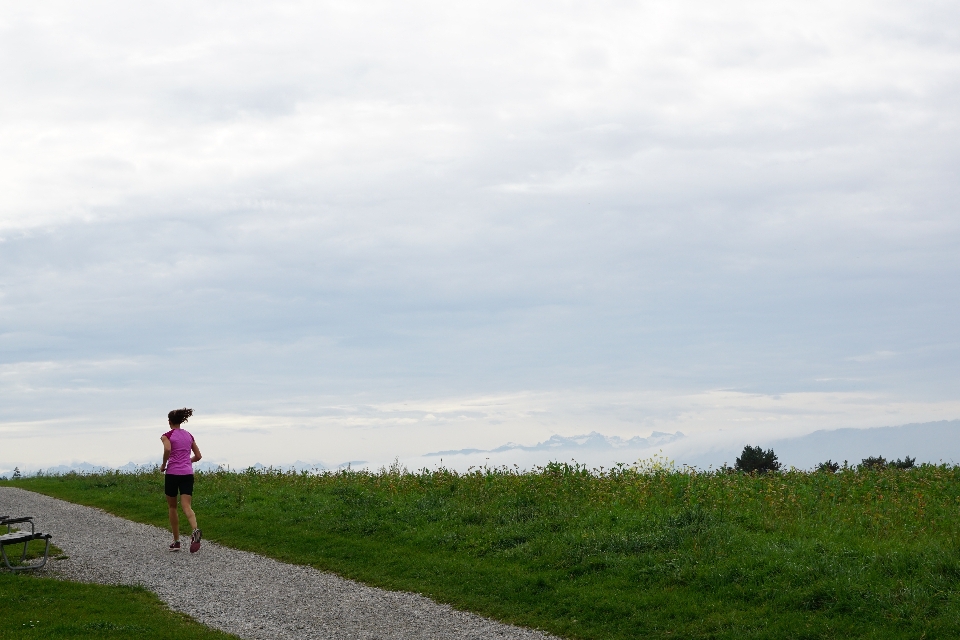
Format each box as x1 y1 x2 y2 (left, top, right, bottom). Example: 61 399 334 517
169 540 181 552
190 528 202 553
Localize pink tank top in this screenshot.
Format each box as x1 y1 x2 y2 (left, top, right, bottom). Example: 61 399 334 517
163 428 195 475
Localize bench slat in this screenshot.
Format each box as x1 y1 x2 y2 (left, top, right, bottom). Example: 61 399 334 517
0 532 51 544
0 530 52 572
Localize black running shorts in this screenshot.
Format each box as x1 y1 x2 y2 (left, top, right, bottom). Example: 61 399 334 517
164 474 194 497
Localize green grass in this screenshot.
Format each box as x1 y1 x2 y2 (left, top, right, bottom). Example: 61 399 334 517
0 572 238 639
6 461 960 639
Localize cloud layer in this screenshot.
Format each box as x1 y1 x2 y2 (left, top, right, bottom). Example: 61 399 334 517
2 0 959 467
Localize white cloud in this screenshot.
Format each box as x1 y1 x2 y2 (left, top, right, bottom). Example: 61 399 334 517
1 0 959 466
5 389 960 472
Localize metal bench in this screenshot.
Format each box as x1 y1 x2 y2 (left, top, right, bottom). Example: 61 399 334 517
0 516 53 571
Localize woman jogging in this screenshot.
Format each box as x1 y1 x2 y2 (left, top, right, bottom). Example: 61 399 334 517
160 408 203 553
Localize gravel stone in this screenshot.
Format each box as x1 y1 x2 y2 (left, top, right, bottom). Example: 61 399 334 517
1 487 560 640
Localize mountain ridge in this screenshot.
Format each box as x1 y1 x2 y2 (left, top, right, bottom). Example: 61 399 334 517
424 430 686 457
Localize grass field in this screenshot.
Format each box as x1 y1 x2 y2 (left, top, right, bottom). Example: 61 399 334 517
5 461 960 639
0 572 237 639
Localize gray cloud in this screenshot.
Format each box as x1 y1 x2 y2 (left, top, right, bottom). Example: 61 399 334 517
1 0 959 465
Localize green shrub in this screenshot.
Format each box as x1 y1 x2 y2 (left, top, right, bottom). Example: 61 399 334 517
735 445 781 474
816 460 840 473
860 456 887 470
891 456 916 470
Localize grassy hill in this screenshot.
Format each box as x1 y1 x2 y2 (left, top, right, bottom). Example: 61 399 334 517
6 461 960 639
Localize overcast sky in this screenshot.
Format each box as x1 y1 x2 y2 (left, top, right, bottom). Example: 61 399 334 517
2 0 959 471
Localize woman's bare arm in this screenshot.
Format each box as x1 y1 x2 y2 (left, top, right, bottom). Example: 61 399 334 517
191 440 202 464
160 435 171 472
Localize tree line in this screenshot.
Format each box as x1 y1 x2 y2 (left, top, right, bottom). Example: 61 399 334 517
734 445 917 474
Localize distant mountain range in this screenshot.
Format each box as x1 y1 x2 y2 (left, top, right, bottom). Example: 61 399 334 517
682 420 960 470
4 421 958 477
2 460 226 477
420 421 960 471
425 430 686 457
0 459 334 478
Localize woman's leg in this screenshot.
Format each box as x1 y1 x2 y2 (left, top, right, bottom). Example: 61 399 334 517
180 494 199 531
166 495 180 540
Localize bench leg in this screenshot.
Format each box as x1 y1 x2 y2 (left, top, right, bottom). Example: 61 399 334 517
0 543 14 571
31 537 51 570
0 538 51 572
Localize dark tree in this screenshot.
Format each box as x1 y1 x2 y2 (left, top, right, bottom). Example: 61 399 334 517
860 456 887 470
890 456 916 470
735 446 781 474
11 467 21 479
815 460 840 473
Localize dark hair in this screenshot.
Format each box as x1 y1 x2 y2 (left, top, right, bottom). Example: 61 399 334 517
168 408 194 425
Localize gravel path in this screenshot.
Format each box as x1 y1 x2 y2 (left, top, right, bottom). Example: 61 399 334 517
1 487 559 640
